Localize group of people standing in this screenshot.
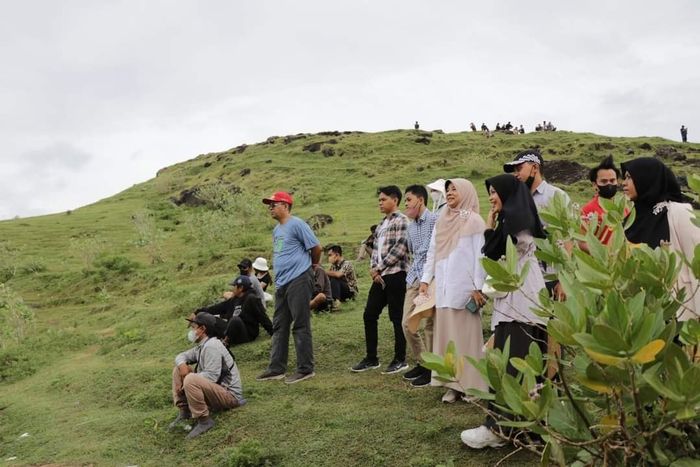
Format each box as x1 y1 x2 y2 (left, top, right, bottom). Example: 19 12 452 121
167 148 699 449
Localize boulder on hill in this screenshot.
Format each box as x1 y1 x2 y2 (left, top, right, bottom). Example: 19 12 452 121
171 188 207 207
233 144 247 154
303 142 323 153
306 214 333 232
655 146 686 162
284 134 307 144
544 160 589 185
639 142 653 150
414 136 431 144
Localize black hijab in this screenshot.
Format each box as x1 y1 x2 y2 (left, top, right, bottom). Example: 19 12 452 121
620 157 682 248
482 174 546 260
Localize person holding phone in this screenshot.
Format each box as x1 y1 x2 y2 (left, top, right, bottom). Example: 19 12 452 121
419 179 488 403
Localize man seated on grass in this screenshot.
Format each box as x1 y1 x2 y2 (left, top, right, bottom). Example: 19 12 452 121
169 313 244 439
326 244 358 311
197 275 273 346
227 258 266 309
310 264 333 313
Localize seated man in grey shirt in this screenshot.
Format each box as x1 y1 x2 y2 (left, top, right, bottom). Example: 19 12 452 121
169 313 244 439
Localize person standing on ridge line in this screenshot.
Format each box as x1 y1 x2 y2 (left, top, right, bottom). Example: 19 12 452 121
256 191 321 384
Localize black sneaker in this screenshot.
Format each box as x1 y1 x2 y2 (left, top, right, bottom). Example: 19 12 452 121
350 358 380 372
410 371 431 387
403 364 427 381
382 360 409 375
255 370 285 381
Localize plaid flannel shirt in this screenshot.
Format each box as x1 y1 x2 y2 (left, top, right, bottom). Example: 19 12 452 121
406 208 437 286
371 211 410 276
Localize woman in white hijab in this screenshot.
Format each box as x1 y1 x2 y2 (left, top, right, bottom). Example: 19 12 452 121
420 178 488 403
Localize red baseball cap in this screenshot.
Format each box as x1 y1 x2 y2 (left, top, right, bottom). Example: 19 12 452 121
262 191 293 206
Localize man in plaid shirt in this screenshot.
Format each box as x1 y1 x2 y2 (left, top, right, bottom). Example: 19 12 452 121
351 185 411 374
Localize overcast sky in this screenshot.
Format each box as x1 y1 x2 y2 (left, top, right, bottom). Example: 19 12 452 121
1 1 698 220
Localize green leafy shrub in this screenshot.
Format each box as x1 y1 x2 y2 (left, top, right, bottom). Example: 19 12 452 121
219 439 281 467
94 255 141 275
424 194 700 466
0 283 34 347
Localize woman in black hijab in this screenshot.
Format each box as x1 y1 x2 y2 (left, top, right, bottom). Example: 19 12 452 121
621 157 699 322
460 174 548 449
482 174 546 260
621 157 683 248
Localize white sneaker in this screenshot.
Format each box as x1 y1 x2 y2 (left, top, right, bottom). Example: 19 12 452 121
441 389 462 404
460 425 506 449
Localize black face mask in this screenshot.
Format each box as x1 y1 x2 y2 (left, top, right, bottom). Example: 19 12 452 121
597 184 618 199
525 176 535 189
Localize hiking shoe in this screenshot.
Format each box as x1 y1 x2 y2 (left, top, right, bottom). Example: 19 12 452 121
441 388 462 403
350 358 380 372
331 299 341 312
255 370 285 381
168 409 192 431
382 360 409 375
186 416 215 439
410 371 431 387
460 425 505 449
285 371 315 384
403 364 427 380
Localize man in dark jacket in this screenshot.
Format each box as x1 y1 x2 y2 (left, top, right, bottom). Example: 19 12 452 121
197 276 273 346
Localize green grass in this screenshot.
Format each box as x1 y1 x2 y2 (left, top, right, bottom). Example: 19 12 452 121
1 129 698 466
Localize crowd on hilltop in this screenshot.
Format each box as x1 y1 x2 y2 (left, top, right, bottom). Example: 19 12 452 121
167 149 699 451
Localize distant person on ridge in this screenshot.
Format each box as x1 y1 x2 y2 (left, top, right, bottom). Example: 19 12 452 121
470 122 477 132
414 121 420 130
256 191 321 384
351 185 410 375
169 313 243 439
681 125 688 143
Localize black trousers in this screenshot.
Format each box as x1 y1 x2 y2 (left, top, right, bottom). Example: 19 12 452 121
485 321 548 430
363 271 407 362
330 277 354 301
226 316 254 346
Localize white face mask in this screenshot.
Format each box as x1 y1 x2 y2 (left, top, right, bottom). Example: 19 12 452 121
187 329 197 343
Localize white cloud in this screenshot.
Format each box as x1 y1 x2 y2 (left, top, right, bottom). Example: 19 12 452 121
0 0 699 219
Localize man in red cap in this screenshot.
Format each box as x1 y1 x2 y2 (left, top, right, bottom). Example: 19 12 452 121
256 191 322 384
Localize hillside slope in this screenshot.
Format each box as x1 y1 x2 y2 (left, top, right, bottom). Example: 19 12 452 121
0 129 698 466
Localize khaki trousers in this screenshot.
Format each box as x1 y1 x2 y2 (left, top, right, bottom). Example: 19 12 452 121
401 284 433 362
172 367 238 418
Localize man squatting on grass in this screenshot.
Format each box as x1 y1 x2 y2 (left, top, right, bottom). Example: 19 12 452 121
351 185 411 374
169 313 243 439
256 191 322 384
401 184 437 387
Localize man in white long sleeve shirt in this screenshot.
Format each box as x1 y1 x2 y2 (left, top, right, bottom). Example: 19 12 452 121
169 313 244 439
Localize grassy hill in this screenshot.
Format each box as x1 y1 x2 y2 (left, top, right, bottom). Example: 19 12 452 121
0 129 698 466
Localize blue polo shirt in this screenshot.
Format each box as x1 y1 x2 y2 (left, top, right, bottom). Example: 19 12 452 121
272 216 319 287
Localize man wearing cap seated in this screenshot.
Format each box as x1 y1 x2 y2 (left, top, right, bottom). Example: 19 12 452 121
169 313 244 439
197 275 273 346
256 191 322 384
228 258 266 309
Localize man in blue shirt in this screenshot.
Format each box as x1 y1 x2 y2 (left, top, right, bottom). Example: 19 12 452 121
256 191 322 384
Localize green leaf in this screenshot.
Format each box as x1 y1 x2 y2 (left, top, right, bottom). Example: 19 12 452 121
498 420 535 428
591 324 628 353
670 457 700 467
510 357 535 375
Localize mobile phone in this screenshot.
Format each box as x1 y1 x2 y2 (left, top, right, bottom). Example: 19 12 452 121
466 297 480 313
